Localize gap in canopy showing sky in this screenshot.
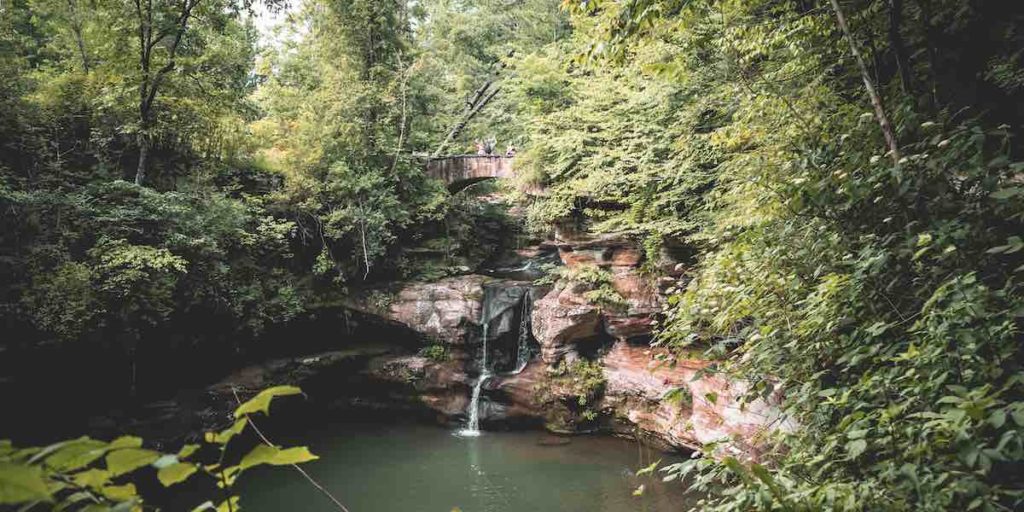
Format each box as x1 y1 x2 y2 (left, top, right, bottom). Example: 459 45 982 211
252 0 302 49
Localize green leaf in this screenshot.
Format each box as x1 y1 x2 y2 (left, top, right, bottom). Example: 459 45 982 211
1011 409 1024 427
636 460 661 476
44 438 108 471
105 448 160 477
72 468 111 489
152 454 178 469
750 463 786 501
846 429 869 439
108 436 143 450
989 410 1007 428
216 496 240 512
0 462 51 504
157 462 198 487
205 418 248 445
632 484 645 496
238 445 318 471
990 187 1023 200
233 386 302 418
847 439 867 459
100 483 137 501
1006 236 1024 254
178 444 200 459
962 445 981 468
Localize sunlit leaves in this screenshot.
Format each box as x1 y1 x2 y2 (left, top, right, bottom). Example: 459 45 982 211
105 449 160 477
0 462 51 504
157 462 199 487
585 0 1024 510
238 445 318 470
43 438 109 472
234 385 302 417
205 418 248 445
636 460 661 477
0 386 315 509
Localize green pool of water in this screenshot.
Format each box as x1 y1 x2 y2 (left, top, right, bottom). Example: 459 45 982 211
237 422 699 512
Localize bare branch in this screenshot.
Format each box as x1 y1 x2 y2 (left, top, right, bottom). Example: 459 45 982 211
432 52 513 157
828 0 901 163
230 388 351 512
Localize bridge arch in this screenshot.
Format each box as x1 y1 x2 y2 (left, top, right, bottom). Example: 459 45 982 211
425 155 513 191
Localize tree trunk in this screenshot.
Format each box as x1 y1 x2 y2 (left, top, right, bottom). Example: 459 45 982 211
67 0 90 72
888 0 913 95
135 133 149 186
129 346 138 398
828 0 901 163
914 0 942 111
432 85 501 158
132 0 199 187
432 54 512 158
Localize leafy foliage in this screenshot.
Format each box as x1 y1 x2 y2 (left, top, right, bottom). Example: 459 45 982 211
537 264 627 310
508 39 714 249
544 358 607 422
553 0 1024 510
418 344 450 362
0 386 314 511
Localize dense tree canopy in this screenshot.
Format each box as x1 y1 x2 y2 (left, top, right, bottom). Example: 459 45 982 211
542 0 1024 510
2 0 1024 510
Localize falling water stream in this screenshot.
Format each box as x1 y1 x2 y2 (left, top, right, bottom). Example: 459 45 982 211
460 283 535 436
459 286 495 436
513 292 532 374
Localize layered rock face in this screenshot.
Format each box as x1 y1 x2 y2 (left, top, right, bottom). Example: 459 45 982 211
209 236 780 458
332 275 532 422
531 284 601 364
535 231 664 348
487 232 781 456
599 342 784 457
346 275 531 347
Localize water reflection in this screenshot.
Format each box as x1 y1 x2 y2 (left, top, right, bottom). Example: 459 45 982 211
238 422 699 512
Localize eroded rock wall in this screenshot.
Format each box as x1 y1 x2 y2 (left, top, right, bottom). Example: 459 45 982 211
206 236 781 458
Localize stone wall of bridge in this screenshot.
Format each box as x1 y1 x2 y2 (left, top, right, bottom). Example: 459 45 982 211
426 155 513 188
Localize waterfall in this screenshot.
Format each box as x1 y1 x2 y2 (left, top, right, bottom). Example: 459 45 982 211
462 373 488 436
459 284 534 436
459 287 496 436
513 292 532 374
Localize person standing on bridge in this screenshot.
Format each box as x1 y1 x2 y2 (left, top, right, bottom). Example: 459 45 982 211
474 140 486 155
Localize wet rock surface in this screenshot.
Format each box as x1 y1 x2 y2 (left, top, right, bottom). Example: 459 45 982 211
345 274 532 346
176 237 778 458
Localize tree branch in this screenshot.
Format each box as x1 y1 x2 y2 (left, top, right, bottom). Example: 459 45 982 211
390 51 409 175
66 0 90 72
432 52 513 157
144 0 200 111
230 388 350 512
828 0 901 163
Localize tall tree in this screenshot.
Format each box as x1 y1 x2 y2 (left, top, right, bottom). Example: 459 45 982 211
132 0 202 186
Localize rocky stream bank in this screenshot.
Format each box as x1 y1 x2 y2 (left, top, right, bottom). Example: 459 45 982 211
190 230 785 459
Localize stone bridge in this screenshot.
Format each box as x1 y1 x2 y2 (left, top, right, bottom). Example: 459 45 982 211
425 155 513 191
